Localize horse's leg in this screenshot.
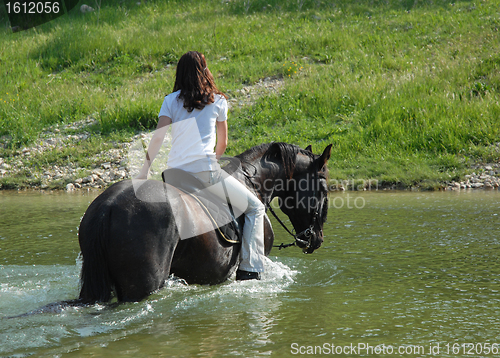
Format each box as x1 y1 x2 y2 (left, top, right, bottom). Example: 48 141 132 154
170 212 274 285
106 206 180 302
170 231 240 285
263 214 275 256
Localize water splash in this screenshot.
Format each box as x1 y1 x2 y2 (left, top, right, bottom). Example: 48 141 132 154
0 257 298 357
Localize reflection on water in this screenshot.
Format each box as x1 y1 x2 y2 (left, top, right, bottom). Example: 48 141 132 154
1 190 500 357
0 190 99 265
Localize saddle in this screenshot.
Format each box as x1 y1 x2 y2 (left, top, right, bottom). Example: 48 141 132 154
162 167 244 244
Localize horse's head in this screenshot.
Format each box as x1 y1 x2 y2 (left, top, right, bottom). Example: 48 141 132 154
273 143 332 253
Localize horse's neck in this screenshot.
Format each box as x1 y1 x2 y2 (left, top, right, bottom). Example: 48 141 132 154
237 142 311 205
241 161 288 205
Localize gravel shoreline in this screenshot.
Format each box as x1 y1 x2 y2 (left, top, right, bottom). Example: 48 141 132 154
2 128 499 192
1 77 499 192
0 117 131 190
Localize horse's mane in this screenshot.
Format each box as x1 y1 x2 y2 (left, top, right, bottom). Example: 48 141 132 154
236 142 315 179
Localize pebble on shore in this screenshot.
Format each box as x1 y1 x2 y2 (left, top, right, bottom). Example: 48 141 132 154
445 165 500 191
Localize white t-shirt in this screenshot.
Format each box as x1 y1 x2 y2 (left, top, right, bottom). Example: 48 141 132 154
158 90 228 172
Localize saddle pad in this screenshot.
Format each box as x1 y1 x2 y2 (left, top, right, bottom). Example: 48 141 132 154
162 168 243 244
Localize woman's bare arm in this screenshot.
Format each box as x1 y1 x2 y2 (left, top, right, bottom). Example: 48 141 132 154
215 120 228 160
136 115 172 179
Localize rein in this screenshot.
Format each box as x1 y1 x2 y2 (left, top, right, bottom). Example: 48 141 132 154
266 204 312 250
269 170 320 250
242 165 321 250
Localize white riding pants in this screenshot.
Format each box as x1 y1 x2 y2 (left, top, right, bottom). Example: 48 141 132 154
191 170 265 273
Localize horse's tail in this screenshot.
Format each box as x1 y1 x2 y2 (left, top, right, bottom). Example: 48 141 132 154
3 299 88 319
78 203 113 304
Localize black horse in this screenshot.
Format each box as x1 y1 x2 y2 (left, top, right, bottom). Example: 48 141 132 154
78 142 332 303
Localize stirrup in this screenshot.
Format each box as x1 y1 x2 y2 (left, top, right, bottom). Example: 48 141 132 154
236 270 261 281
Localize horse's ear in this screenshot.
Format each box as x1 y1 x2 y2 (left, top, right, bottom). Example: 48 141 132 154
318 144 332 169
305 145 312 152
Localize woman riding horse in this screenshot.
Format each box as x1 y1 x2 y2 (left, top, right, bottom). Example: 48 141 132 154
7 140 332 318
78 141 331 303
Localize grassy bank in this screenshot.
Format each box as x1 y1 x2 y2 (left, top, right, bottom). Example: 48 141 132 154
0 0 499 189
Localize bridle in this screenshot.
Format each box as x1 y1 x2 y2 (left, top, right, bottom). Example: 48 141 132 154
243 166 325 251
268 170 325 250
267 202 317 250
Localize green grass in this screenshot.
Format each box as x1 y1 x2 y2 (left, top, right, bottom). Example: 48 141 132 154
0 0 499 188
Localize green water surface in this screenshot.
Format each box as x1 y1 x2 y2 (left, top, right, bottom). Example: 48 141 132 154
1 190 499 357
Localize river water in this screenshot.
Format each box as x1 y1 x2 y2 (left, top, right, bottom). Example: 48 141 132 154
1 190 500 357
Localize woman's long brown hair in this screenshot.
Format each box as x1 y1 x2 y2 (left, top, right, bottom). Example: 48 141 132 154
173 51 227 112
